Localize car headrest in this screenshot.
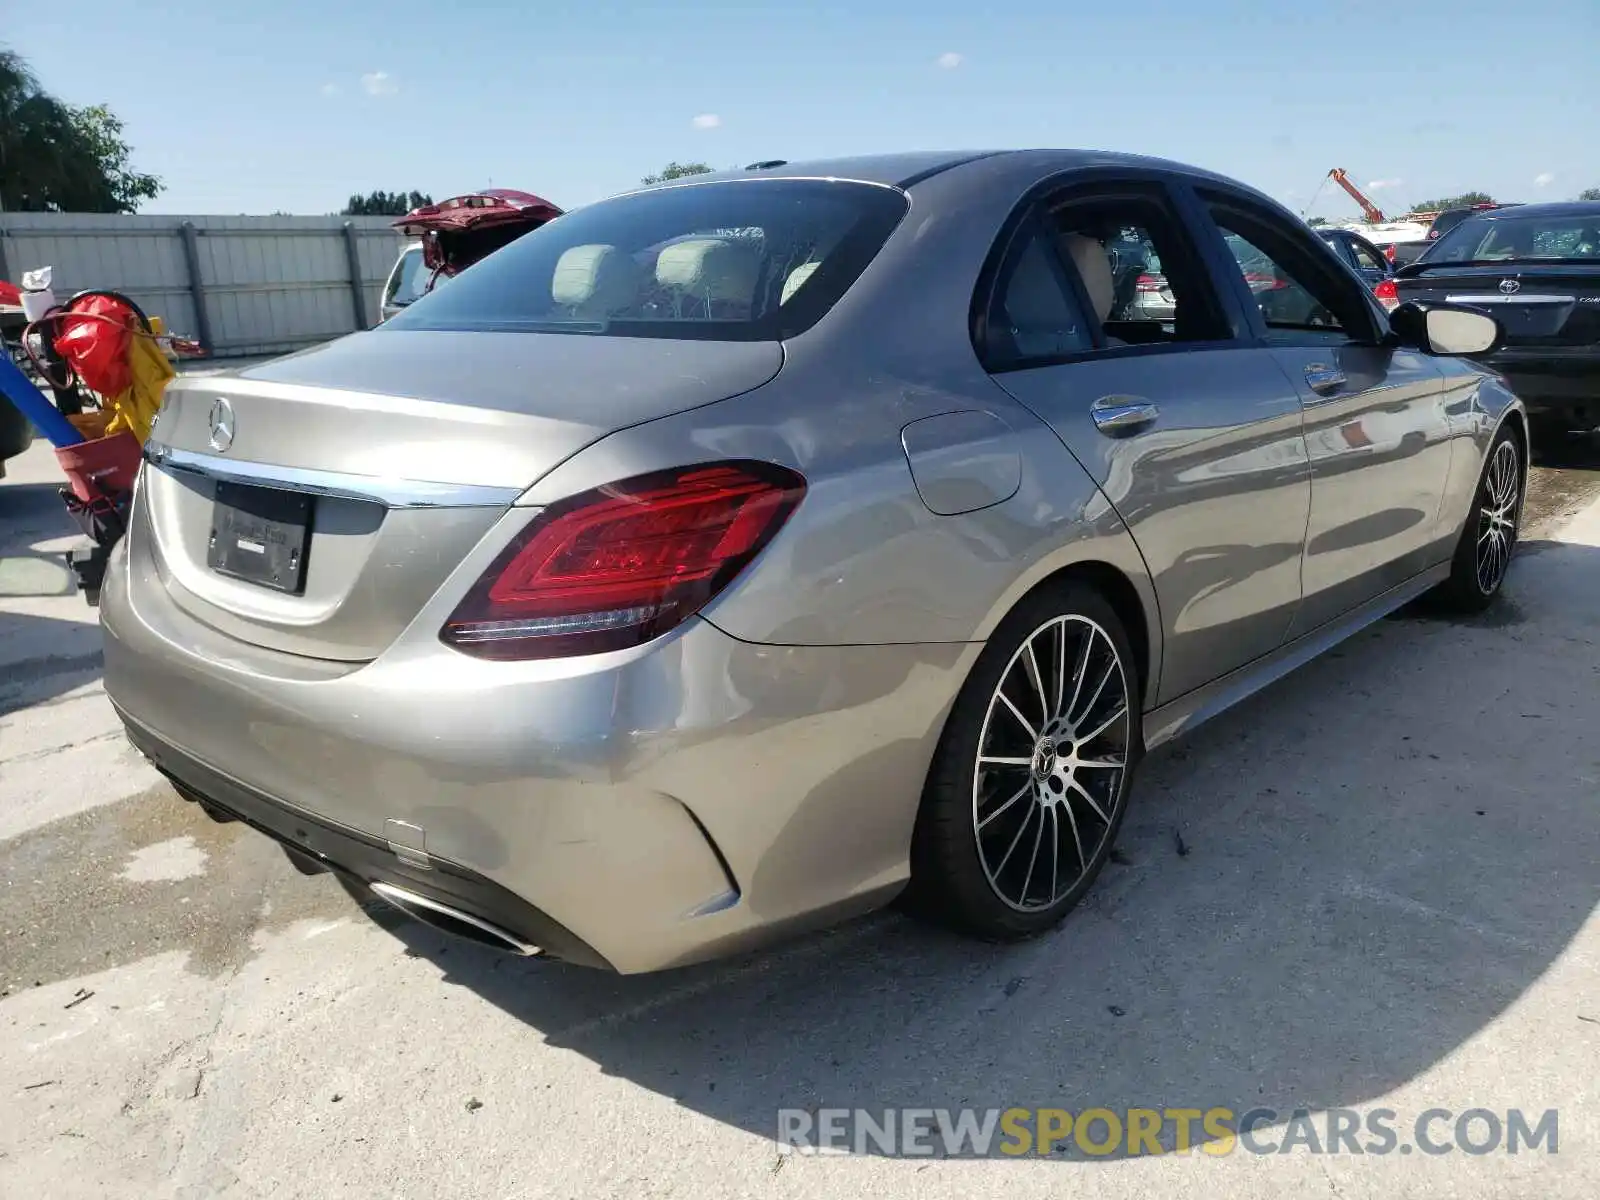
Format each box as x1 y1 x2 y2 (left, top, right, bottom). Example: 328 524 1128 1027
551 244 639 313
655 237 760 304
1062 234 1115 323
780 261 821 305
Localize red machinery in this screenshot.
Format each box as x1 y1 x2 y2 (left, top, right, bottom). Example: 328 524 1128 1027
392 189 564 295
1327 168 1387 226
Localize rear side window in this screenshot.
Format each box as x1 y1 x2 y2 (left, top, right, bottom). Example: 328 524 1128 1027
976 184 1233 371
382 180 908 341
983 222 1098 367
1348 239 1387 272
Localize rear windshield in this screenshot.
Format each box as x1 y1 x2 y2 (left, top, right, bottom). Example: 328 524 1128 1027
382 179 909 341
1427 212 1600 263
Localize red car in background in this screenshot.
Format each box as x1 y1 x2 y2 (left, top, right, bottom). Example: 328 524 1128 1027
380 189 563 322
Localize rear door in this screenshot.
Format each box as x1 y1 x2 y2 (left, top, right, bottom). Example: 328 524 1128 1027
978 176 1311 704
1344 234 1393 290
1192 187 1453 636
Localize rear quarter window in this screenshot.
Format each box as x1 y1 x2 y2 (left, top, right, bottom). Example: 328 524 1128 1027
382 179 909 341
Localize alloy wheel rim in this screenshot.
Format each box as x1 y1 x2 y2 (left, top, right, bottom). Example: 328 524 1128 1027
971 615 1132 912
1475 440 1521 596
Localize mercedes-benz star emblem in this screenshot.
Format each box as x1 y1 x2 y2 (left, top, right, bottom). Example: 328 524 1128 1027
208 397 236 453
1498 278 1520 296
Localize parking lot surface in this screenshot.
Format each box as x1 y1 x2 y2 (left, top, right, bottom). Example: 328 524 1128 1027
2 435 1597 1199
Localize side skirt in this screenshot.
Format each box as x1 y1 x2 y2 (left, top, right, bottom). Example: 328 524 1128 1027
1143 561 1450 751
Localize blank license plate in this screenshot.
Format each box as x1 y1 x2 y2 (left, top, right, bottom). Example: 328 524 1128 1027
207 481 313 594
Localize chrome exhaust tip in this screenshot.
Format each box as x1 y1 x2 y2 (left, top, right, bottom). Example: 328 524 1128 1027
368 882 542 957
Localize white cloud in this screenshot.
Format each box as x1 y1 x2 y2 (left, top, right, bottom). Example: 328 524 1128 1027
936 52 964 69
319 82 340 97
1366 178 1403 192
361 71 398 97
1534 171 1556 188
691 113 722 130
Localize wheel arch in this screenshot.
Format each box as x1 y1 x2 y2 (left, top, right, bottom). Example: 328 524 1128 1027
977 555 1160 710
1496 403 1529 483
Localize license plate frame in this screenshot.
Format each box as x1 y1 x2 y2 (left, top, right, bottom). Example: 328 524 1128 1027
206 480 313 595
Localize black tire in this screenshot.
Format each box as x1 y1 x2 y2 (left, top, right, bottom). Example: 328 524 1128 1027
1430 423 1525 614
904 580 1143 940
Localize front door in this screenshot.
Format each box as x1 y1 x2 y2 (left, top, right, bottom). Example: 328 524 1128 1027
977 179 1312 705
1195 191 1453 636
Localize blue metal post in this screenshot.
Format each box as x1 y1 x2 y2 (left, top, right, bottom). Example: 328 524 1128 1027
0 351 84 447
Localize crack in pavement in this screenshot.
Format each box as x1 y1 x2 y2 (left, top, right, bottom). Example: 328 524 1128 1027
2 728 122 767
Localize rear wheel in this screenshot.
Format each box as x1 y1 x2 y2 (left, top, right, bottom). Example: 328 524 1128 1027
1432 425 1524 613
905 582 1142 940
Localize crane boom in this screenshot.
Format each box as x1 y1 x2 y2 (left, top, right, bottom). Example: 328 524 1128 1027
1328 169 1387 225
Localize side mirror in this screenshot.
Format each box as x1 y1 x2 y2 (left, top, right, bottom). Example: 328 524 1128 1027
1389 300 1503 357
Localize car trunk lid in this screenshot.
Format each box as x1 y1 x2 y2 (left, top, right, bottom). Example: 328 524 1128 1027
139 329 783 662
1396 263 1600 346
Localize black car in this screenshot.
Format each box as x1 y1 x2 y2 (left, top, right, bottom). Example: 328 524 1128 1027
1396 201 1600 439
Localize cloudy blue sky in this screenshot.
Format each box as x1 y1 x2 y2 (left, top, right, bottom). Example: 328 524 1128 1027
10 0 1598 216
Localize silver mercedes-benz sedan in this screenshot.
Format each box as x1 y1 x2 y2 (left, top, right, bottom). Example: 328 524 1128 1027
102 151 1527 974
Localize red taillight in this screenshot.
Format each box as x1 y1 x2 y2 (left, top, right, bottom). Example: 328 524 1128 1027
443 461 806 660
1374 278 1399 311
1134 273 1162 293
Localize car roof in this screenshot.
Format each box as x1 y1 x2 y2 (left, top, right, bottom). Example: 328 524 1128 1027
687 151 1004 187
1469 201 1600 220
633 149 1271 194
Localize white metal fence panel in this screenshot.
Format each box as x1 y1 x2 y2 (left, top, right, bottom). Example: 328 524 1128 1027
0 213 406 360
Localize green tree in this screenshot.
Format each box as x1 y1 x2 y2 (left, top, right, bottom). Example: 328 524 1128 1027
641 161 713 185
1579 187 1600 202
65 104 162 211
1411 190 1495 212
0 49 162 212
342 189 433 216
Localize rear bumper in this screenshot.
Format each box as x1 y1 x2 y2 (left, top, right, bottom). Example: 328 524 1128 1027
100 521 975 973
119 711 613 967
1485 355 1600 429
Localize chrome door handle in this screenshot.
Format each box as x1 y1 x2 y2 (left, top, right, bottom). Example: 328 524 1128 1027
1090 396 1159 435
1304 363 1347 395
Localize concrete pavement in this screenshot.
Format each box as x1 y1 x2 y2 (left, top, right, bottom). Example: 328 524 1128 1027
1 436 1596 1199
